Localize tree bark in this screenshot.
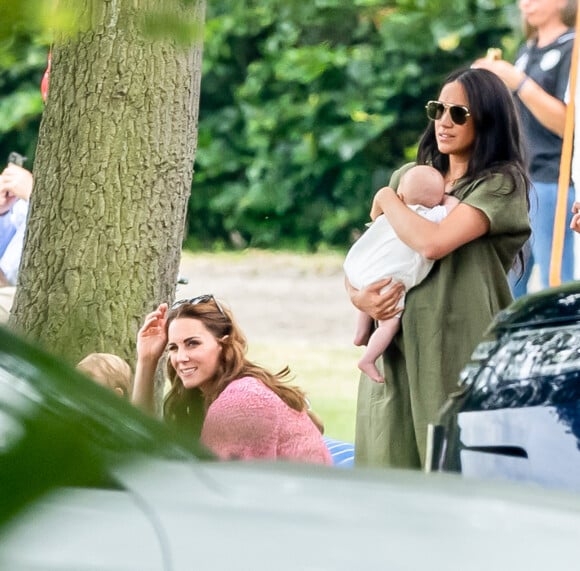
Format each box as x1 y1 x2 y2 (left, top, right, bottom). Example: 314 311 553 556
10 0 205 368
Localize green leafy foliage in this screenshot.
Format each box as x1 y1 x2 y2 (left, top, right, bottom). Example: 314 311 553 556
189 0 518 251
0 0 520 249
0 37 47 166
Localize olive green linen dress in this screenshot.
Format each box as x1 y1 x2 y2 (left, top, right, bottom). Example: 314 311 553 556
354 163 531 469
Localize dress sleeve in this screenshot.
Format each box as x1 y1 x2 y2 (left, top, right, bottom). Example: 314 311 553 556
201 378 281 460
460 173 530 237
388 162 416 190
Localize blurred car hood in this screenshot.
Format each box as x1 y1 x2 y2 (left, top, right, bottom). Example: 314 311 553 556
1 457 580 570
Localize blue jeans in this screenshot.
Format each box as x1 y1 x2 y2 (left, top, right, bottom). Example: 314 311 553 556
509 181 575 298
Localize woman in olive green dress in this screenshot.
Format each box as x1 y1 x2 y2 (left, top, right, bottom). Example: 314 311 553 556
347 68 531 469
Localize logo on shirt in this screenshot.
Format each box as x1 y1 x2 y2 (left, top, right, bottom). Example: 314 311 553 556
540 49 562 71
515 53 528 72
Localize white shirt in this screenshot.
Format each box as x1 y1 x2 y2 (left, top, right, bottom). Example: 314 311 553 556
0 199 28 285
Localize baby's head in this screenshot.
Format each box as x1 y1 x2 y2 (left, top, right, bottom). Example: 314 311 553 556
76 353 133 399
397 165 445 208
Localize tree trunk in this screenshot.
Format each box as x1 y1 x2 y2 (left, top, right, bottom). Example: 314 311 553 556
10 0 205 368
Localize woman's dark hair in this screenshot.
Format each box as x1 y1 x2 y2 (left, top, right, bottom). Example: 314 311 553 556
162 299 307 432
418 67 528 186
417 67 530 272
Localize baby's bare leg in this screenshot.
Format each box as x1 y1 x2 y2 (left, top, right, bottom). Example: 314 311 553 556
353 310 373 346
358 317 401 383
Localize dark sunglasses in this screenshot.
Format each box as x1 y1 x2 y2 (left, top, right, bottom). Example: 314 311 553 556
425 100 471 125
171 294 226 317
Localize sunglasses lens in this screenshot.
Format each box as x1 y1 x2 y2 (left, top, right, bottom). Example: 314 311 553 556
426 101 444 121
425 101 469 125
449 106 468 125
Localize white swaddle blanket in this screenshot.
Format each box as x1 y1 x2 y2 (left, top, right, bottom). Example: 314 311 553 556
343 204 448 293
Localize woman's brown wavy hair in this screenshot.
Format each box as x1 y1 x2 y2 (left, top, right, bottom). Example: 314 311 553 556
162 298 307 432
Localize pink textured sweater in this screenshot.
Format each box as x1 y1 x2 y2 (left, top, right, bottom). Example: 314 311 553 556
200 376 332 465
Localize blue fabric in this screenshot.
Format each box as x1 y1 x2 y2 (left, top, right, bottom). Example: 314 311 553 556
508 181 575 297
0 212 17 256
323 437 355 468
530 182 575 288
0 199 28 285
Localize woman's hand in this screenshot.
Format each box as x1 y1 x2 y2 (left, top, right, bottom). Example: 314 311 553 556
473 55 566 137
133 303 169 414
571 202 580 234
346 277 405 321
471 58 523 91
136 303 169 365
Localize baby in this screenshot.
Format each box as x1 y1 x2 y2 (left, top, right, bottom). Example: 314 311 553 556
344 165 459 382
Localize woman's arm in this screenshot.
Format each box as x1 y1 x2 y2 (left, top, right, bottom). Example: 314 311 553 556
514 76 567 138
371 187 489 260
472 58 567 137
132 303 169 415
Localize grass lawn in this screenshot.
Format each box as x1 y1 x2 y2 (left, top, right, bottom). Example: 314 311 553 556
248 342 362 443
179 248 362 444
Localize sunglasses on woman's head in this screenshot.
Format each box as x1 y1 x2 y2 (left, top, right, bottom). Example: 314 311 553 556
425 100 471 125
171 294 226 317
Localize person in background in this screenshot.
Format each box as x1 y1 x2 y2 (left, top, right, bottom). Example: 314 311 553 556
473 0 577 296
0 163 34 322
76 353 133 399
571 203 580 233
344 164 458 383
570 31 580 236
132 295 332 465
347 67 530 469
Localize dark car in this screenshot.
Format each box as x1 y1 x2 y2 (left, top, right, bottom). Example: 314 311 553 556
429 281 580 492
2 324 580 569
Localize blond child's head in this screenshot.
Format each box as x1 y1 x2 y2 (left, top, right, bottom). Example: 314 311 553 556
76 353 133 399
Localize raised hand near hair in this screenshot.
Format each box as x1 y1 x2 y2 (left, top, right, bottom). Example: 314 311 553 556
136 303 169 365
471 57 524 92
133 303 169 414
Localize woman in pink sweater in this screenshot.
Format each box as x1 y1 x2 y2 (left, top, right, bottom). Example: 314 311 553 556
133 295 331 465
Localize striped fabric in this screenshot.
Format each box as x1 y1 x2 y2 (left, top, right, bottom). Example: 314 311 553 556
323 437 355 468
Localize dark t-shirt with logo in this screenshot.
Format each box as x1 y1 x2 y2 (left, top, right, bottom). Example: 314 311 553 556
514 29 574 183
